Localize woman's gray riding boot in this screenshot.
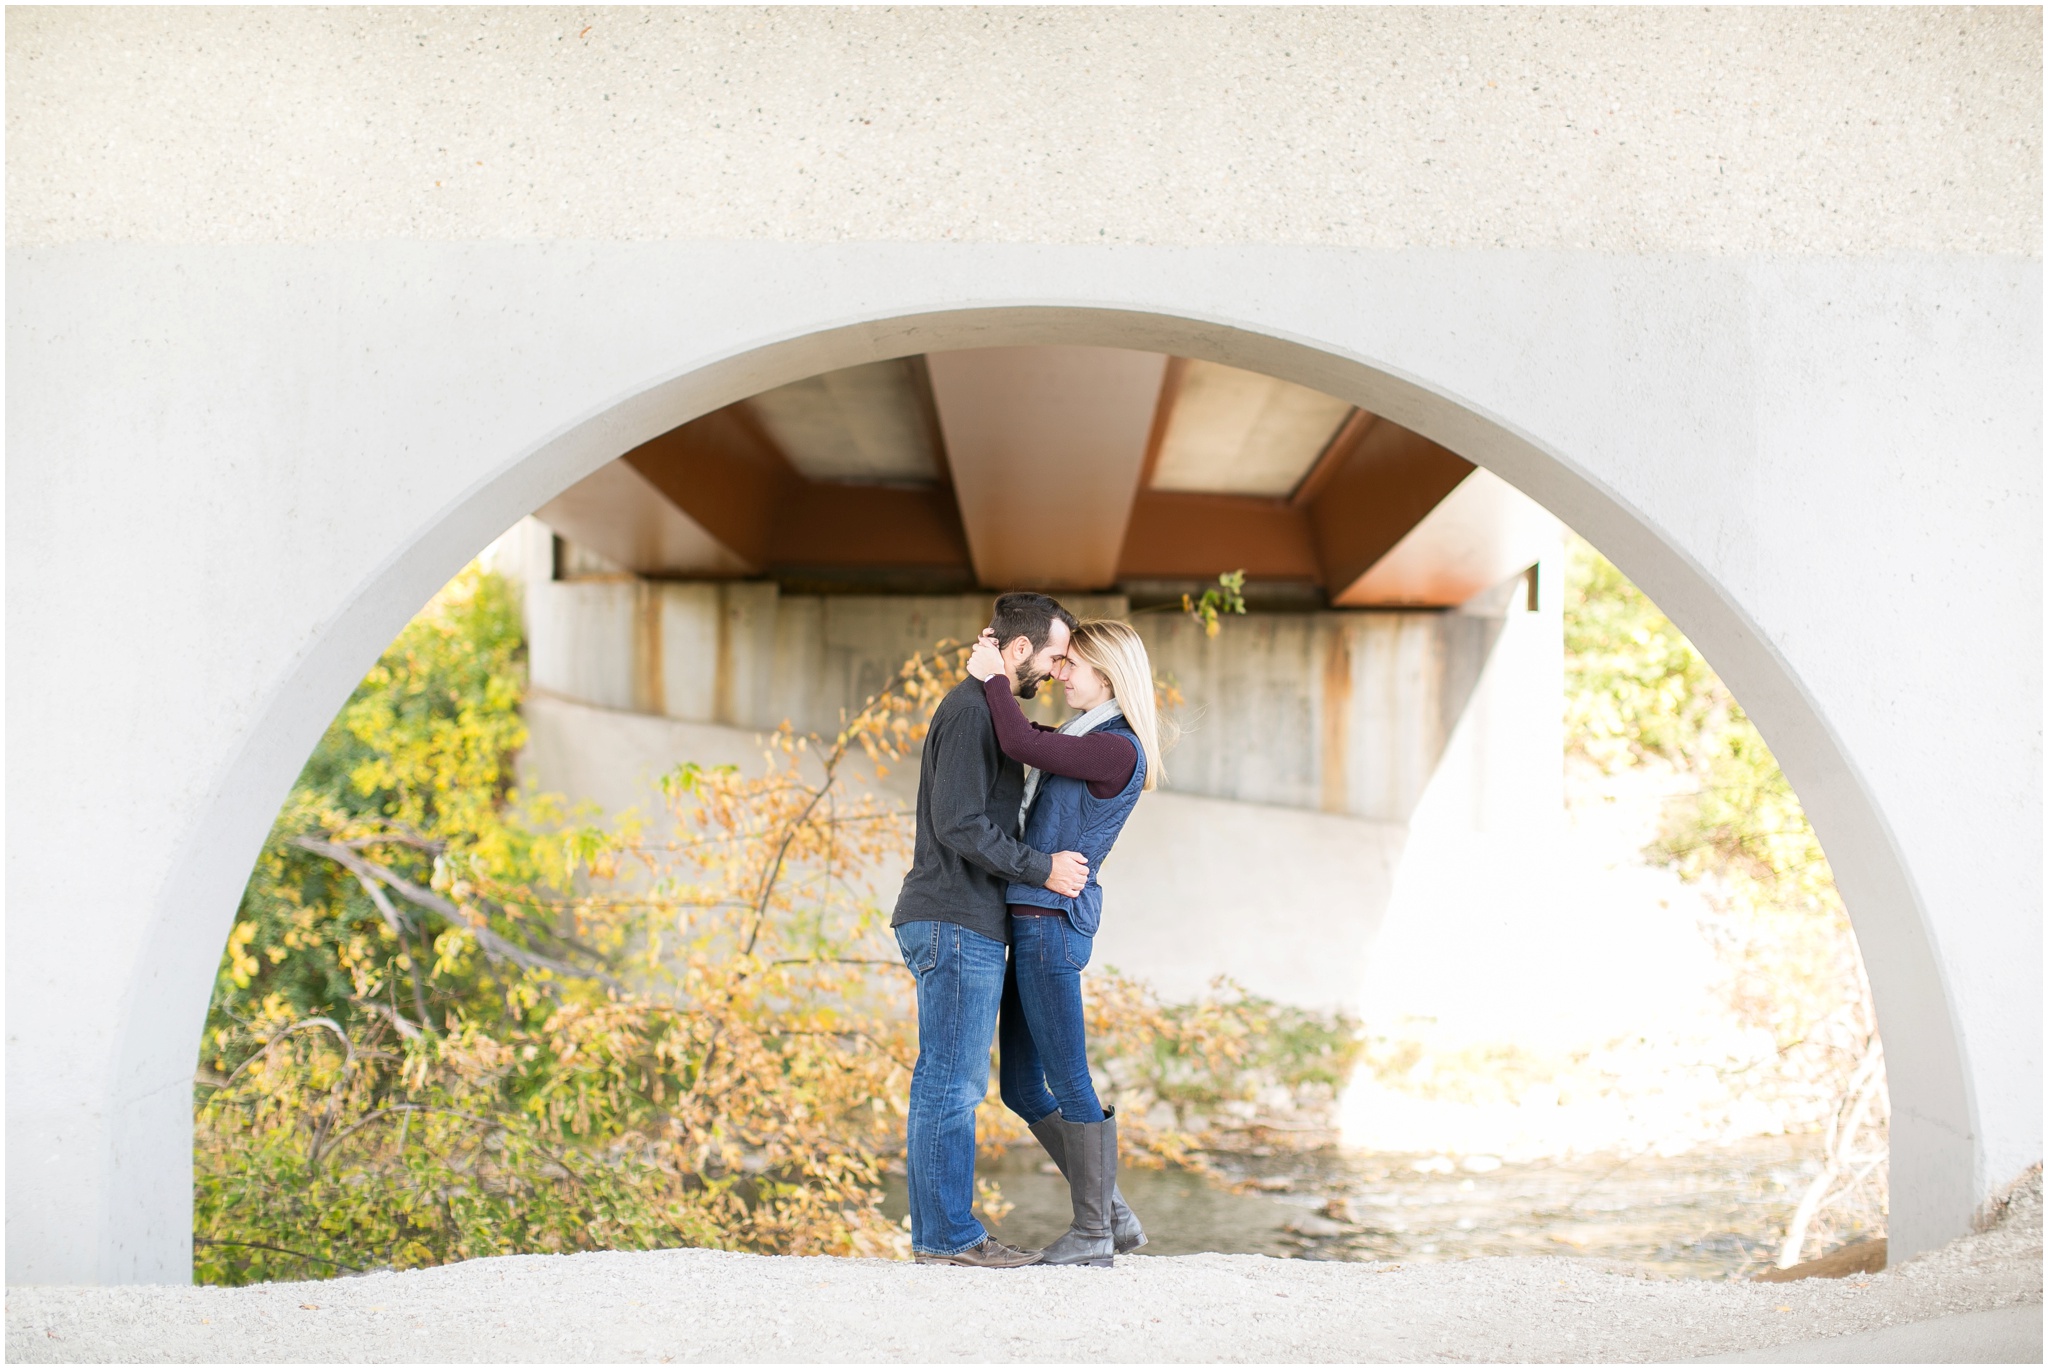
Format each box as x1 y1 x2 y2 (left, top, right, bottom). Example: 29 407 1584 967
1029 1109 1147 1253
1033 1112 1118 1267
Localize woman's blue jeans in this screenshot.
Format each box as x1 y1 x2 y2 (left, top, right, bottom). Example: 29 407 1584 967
896 920 1007 1257
998 913 1106 1126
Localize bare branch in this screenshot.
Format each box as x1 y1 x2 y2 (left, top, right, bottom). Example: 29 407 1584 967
772 1027 914 1072
352 997 424 1042
214 1016 355 1091
294 836 625 991
348 865 414 938
194 1236 363 1273
344 866 437 1026
333 829 446 855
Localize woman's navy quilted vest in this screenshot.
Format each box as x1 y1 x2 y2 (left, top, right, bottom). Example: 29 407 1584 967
1004 714 1146 936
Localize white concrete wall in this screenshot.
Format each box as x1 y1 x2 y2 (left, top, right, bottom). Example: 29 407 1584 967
1422 552 1566 838
10 238 2035 1284
519 691 1407 1014
506 528 1552 1012
6 9 2036 1282
1140 609 1450 820
514 528 1534 826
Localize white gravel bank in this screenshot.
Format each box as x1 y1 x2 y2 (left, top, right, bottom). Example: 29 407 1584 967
11 1178 2038 1363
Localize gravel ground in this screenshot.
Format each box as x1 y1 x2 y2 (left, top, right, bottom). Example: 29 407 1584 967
10 1174 2037 1363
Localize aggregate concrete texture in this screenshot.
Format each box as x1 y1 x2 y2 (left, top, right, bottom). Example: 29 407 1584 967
1693 1302 2042 1364
7 6 2039 253
6 1183 2040 1364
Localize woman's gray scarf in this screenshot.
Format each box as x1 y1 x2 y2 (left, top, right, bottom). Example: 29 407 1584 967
1019 697 1125 827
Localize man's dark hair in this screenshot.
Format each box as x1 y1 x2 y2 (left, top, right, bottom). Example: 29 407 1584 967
989 592 1076 653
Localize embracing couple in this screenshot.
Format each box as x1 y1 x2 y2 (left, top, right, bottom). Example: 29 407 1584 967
890 591 1167 1269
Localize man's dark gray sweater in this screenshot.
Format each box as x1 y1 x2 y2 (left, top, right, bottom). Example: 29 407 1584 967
891 676 1055 945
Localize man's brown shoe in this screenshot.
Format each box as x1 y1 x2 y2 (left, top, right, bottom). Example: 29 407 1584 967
914 1237 1043 1268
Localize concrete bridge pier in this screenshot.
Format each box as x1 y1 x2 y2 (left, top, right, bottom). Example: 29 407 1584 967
501 514 1564 1012
5 8 2035 1285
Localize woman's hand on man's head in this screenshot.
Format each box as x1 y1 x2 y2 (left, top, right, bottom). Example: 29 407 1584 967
967 629 1006 683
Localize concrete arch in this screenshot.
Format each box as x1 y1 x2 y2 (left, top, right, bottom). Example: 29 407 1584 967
12 245 2025 1284
148 303 1969 1256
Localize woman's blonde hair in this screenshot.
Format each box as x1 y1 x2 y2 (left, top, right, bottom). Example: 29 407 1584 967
1068 618 1171 791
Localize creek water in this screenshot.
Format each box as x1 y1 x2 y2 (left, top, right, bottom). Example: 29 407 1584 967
884 1134 1838 1279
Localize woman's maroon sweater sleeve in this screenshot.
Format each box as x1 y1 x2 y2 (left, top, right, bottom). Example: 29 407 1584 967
981 676 1137 798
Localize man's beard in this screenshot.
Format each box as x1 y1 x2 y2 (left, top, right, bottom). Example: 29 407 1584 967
1014 663 1048 699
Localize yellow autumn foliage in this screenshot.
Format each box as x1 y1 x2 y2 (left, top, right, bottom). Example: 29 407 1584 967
197 564 1299 1284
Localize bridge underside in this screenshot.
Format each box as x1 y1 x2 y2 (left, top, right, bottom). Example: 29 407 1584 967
535 349 1557 608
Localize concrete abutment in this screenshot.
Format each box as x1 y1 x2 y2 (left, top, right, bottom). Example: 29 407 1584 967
11 267 2031 1282
503 514 1562 1011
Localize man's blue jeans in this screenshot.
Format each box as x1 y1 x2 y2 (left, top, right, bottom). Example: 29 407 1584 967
896 919 1007 1256
998 913 1106 1125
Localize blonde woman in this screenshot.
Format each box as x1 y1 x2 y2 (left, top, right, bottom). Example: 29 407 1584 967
965 618 1166 1268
